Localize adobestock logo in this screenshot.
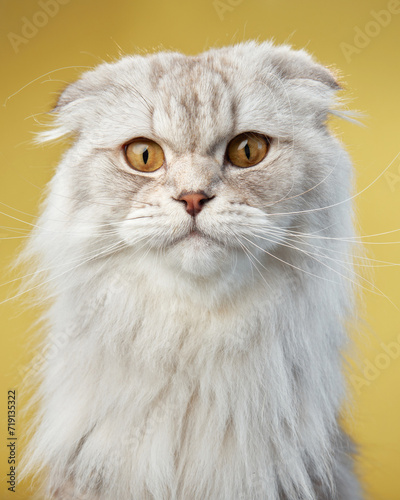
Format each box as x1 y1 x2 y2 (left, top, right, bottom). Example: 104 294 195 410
350 332 400 395
8 0 71 54
384 158 400 192
213 0 244 21
340 0 400 63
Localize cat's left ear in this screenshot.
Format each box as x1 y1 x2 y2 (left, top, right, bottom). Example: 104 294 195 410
267 44 341 90
259 44 345 125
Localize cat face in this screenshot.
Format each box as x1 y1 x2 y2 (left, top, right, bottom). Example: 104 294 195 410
44 41 343 278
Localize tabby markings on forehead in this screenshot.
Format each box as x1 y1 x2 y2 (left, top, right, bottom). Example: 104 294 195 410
149 58 166 91
147 56 240 155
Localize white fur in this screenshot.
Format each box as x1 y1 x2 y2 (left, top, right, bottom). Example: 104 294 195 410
21 41 363 499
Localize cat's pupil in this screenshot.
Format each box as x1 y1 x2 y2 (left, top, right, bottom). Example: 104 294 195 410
244 142 251 160
142 147 149 164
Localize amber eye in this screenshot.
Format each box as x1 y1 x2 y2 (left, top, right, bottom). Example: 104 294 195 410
227 132 270 168
124 138 164 172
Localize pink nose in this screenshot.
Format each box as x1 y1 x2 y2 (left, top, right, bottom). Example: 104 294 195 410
177 192 211 217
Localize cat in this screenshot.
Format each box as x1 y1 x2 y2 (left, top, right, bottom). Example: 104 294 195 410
20 40 363 499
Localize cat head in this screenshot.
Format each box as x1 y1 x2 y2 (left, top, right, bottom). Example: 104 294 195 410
37 41 348 281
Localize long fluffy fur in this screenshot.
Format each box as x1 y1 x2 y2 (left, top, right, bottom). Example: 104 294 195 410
21 41 363 499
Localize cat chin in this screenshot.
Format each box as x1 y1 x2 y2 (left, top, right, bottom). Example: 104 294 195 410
164 233 234 278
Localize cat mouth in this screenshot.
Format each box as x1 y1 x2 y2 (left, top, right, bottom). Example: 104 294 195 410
187 229 202 238
172 227 220 246
183 228 209 241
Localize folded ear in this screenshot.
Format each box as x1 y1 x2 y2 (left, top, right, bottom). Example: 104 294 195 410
53 77 90 112
268 44 341 90
37 64 111 143
37 80 90 144
252 43 344 126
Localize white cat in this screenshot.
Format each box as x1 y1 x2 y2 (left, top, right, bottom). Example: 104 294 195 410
21 41 363 499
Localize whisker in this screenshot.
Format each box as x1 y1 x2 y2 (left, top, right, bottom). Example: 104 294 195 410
0 235 33 240
3 66 94 107
0 206 157 236
263 164 339 209
37 235 154 302
1 235 126 289
14 176 156 209
0 240 127 306
242 231 398 310
252 226 399 268
245 220 400 244
228 231 267 289
258 150 400 217
239 232 342 284
227 225 310 306
0 225 31 233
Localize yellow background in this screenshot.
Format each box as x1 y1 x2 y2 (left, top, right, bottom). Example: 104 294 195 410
1 0 400 498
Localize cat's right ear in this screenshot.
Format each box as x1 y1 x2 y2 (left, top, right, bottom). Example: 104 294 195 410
36 67 103 144
35 83 82 144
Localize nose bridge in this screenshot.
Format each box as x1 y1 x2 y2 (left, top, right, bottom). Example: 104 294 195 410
170 154 220 196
